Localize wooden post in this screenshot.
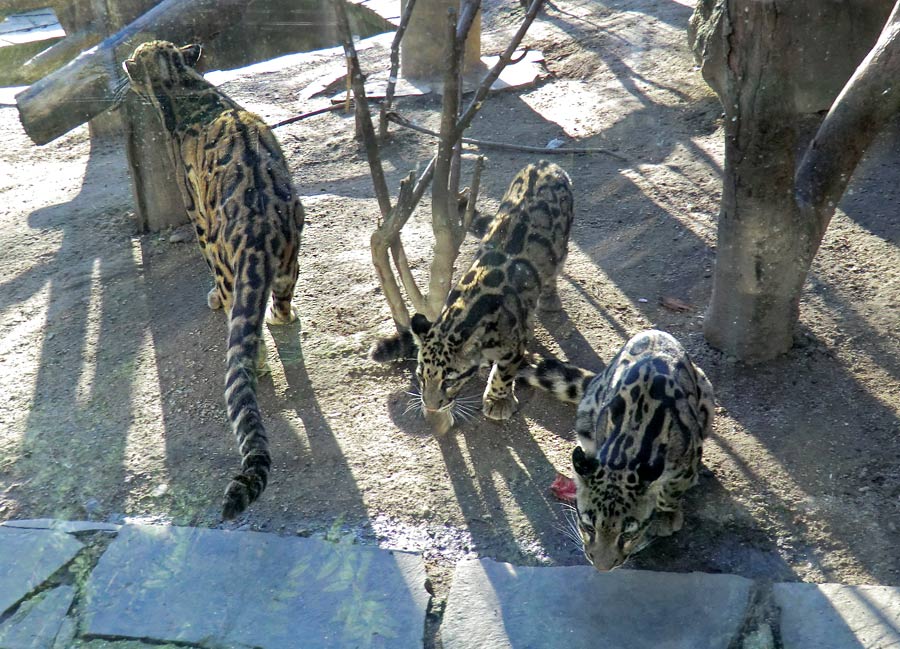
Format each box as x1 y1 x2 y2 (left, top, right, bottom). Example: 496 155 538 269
400 0 481 81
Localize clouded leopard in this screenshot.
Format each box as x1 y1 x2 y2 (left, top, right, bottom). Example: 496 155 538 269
523 330 714 570
374 161 574 432
122 41 304 519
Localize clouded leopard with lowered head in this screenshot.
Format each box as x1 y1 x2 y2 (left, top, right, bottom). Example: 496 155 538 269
374 161 574 432
122 40 304 519
525 330 714 570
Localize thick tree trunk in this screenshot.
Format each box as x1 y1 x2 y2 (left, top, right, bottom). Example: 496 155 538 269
15 0 250 146
692 0 894 363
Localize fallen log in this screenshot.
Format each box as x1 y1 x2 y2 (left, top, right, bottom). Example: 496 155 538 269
16 25 104 85
15 0 250 145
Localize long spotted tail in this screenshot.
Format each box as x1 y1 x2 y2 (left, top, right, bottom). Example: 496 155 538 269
369 328 417 362
517 354 597 404
221 256 272 520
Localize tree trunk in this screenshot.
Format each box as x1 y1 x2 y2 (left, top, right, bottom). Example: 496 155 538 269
691 0 894 363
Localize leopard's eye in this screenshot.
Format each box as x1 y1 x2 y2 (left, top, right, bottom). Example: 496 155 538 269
621 520 640 537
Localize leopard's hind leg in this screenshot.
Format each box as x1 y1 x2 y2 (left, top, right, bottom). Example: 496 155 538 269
538 273 563 312
265 255 299 325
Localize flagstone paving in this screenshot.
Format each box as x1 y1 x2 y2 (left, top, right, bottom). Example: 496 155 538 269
1 519 899 648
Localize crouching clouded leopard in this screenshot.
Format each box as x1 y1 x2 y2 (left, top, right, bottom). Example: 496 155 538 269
530 330 714 570
375 161 573 432
122 41 304 518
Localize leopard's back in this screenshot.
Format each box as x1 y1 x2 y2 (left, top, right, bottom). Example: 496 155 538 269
572 330 713 570
480 160 573 288
407 161 575 427
124 41 304 518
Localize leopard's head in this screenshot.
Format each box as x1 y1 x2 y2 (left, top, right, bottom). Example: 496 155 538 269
572 446 656 571
122 40 202 96
411 313 479 417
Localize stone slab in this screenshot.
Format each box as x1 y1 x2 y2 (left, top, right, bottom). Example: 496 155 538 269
0 527 82 616
82 524 429 649
1 519 120 534
0 586 75 649
775 582 900 649
0 9 64 45
442 559 753 649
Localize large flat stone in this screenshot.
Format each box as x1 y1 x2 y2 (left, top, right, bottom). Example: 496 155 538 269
2 519 120 534
82 524 429 649
775 582 900 649
442 559 753 649
0 527 82 615
0 586 75 649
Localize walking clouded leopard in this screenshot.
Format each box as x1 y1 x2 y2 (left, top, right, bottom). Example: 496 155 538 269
523 330 714 570
374 161 574 432
122 41 304 518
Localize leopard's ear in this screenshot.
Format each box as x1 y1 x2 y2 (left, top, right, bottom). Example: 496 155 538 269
572 446 599 478
179 43 202 67
410 313 432 337
122 58 138 78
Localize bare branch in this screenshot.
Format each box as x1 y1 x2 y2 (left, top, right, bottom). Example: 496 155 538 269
386 110 630 162
795 0 900 247
456 0 482 43
455 0 546 140
428 7 465 317
390 239 428 313
371 158 437 329
271 102 354 129
371 229 411 328
331 0 392 218
462 155 485 233
379 0 419 139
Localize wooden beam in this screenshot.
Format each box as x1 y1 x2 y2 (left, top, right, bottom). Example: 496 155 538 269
15 0 250 145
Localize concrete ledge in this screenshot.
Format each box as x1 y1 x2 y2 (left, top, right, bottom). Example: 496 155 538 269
82 524 430 649
441 558 754 649
775 582 900 649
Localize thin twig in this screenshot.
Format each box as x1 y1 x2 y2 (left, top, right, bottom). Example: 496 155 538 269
462 155 485 232
387 111 630 162
331 0 392 218
456 0 546 140
379 0 419 139
271 102 352 129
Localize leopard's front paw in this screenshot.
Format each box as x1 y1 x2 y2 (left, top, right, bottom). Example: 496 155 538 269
651 509 683 537
538 292 563 312
483 393 519 420
207 287 223 310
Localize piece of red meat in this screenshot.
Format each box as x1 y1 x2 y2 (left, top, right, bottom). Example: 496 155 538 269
550 473 576 503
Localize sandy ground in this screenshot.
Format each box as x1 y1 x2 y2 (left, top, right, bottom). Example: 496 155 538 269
1 0 899 634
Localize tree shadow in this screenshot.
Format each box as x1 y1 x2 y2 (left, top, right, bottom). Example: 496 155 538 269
435 421 583 565
1 138 140 520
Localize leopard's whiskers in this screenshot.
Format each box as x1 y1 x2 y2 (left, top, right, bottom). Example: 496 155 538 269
557 506 583 549
403 398 423 415
110 76 133 110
